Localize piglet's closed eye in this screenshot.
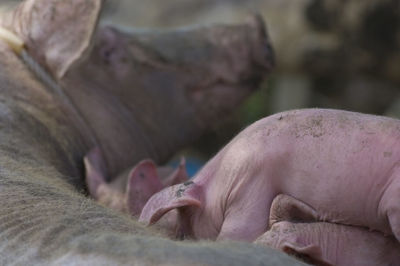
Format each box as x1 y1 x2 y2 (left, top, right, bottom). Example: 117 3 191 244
139 182 203 226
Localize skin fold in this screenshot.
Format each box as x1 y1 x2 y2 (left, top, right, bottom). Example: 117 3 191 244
0 0 301 265
255 221 400 266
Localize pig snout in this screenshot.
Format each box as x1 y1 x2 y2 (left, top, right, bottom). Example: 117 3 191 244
247 13 275 73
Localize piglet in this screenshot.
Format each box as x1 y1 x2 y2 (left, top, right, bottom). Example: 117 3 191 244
140 109 400 244
84 147 188 216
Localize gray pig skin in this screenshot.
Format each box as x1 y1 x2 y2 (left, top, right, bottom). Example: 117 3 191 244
0 0 305 265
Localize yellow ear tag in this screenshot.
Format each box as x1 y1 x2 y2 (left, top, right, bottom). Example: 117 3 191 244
0 27 24 54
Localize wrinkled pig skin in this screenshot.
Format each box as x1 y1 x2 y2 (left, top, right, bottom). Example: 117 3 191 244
254 194 400 266
84 147 189 216
141 109 400 246
0 0 300 265
255 221 400 266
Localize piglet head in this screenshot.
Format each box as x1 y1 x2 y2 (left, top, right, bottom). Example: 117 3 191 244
139 181 203 240
85 148 164 215
125 157 190 217
85 147 190 217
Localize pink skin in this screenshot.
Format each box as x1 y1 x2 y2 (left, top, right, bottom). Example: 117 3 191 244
84 147 189 216
253 194 400 266
140 109 400 244
255 221 400 266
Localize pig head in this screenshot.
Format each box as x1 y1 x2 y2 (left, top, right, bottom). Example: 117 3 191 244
84 147 189 216
64 14 274 177
0 0 293 265
1 0 274 177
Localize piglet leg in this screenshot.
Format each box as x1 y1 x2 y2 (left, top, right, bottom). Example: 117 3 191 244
255 221 400 266
256 194 400 266
269 194 319 227
379 173 400 242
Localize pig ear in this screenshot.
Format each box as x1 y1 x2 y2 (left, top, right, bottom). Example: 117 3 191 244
126 160 163 216
282 244 333 266
139 182 202 225
162 157 189 187
2 0 102 79
84 147 108 200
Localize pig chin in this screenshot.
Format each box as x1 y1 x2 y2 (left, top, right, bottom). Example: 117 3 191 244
190 84 252 128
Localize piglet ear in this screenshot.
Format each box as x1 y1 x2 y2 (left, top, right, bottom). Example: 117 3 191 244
162 157 189 187
139 181 202 225
84 147 108 200
282 244 333 266
126 160 163 216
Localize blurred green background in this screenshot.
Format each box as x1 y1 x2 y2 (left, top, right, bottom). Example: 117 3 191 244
2 0 400 162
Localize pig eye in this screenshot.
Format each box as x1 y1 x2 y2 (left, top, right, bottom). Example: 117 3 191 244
100 47 115 64
99 44 130 74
